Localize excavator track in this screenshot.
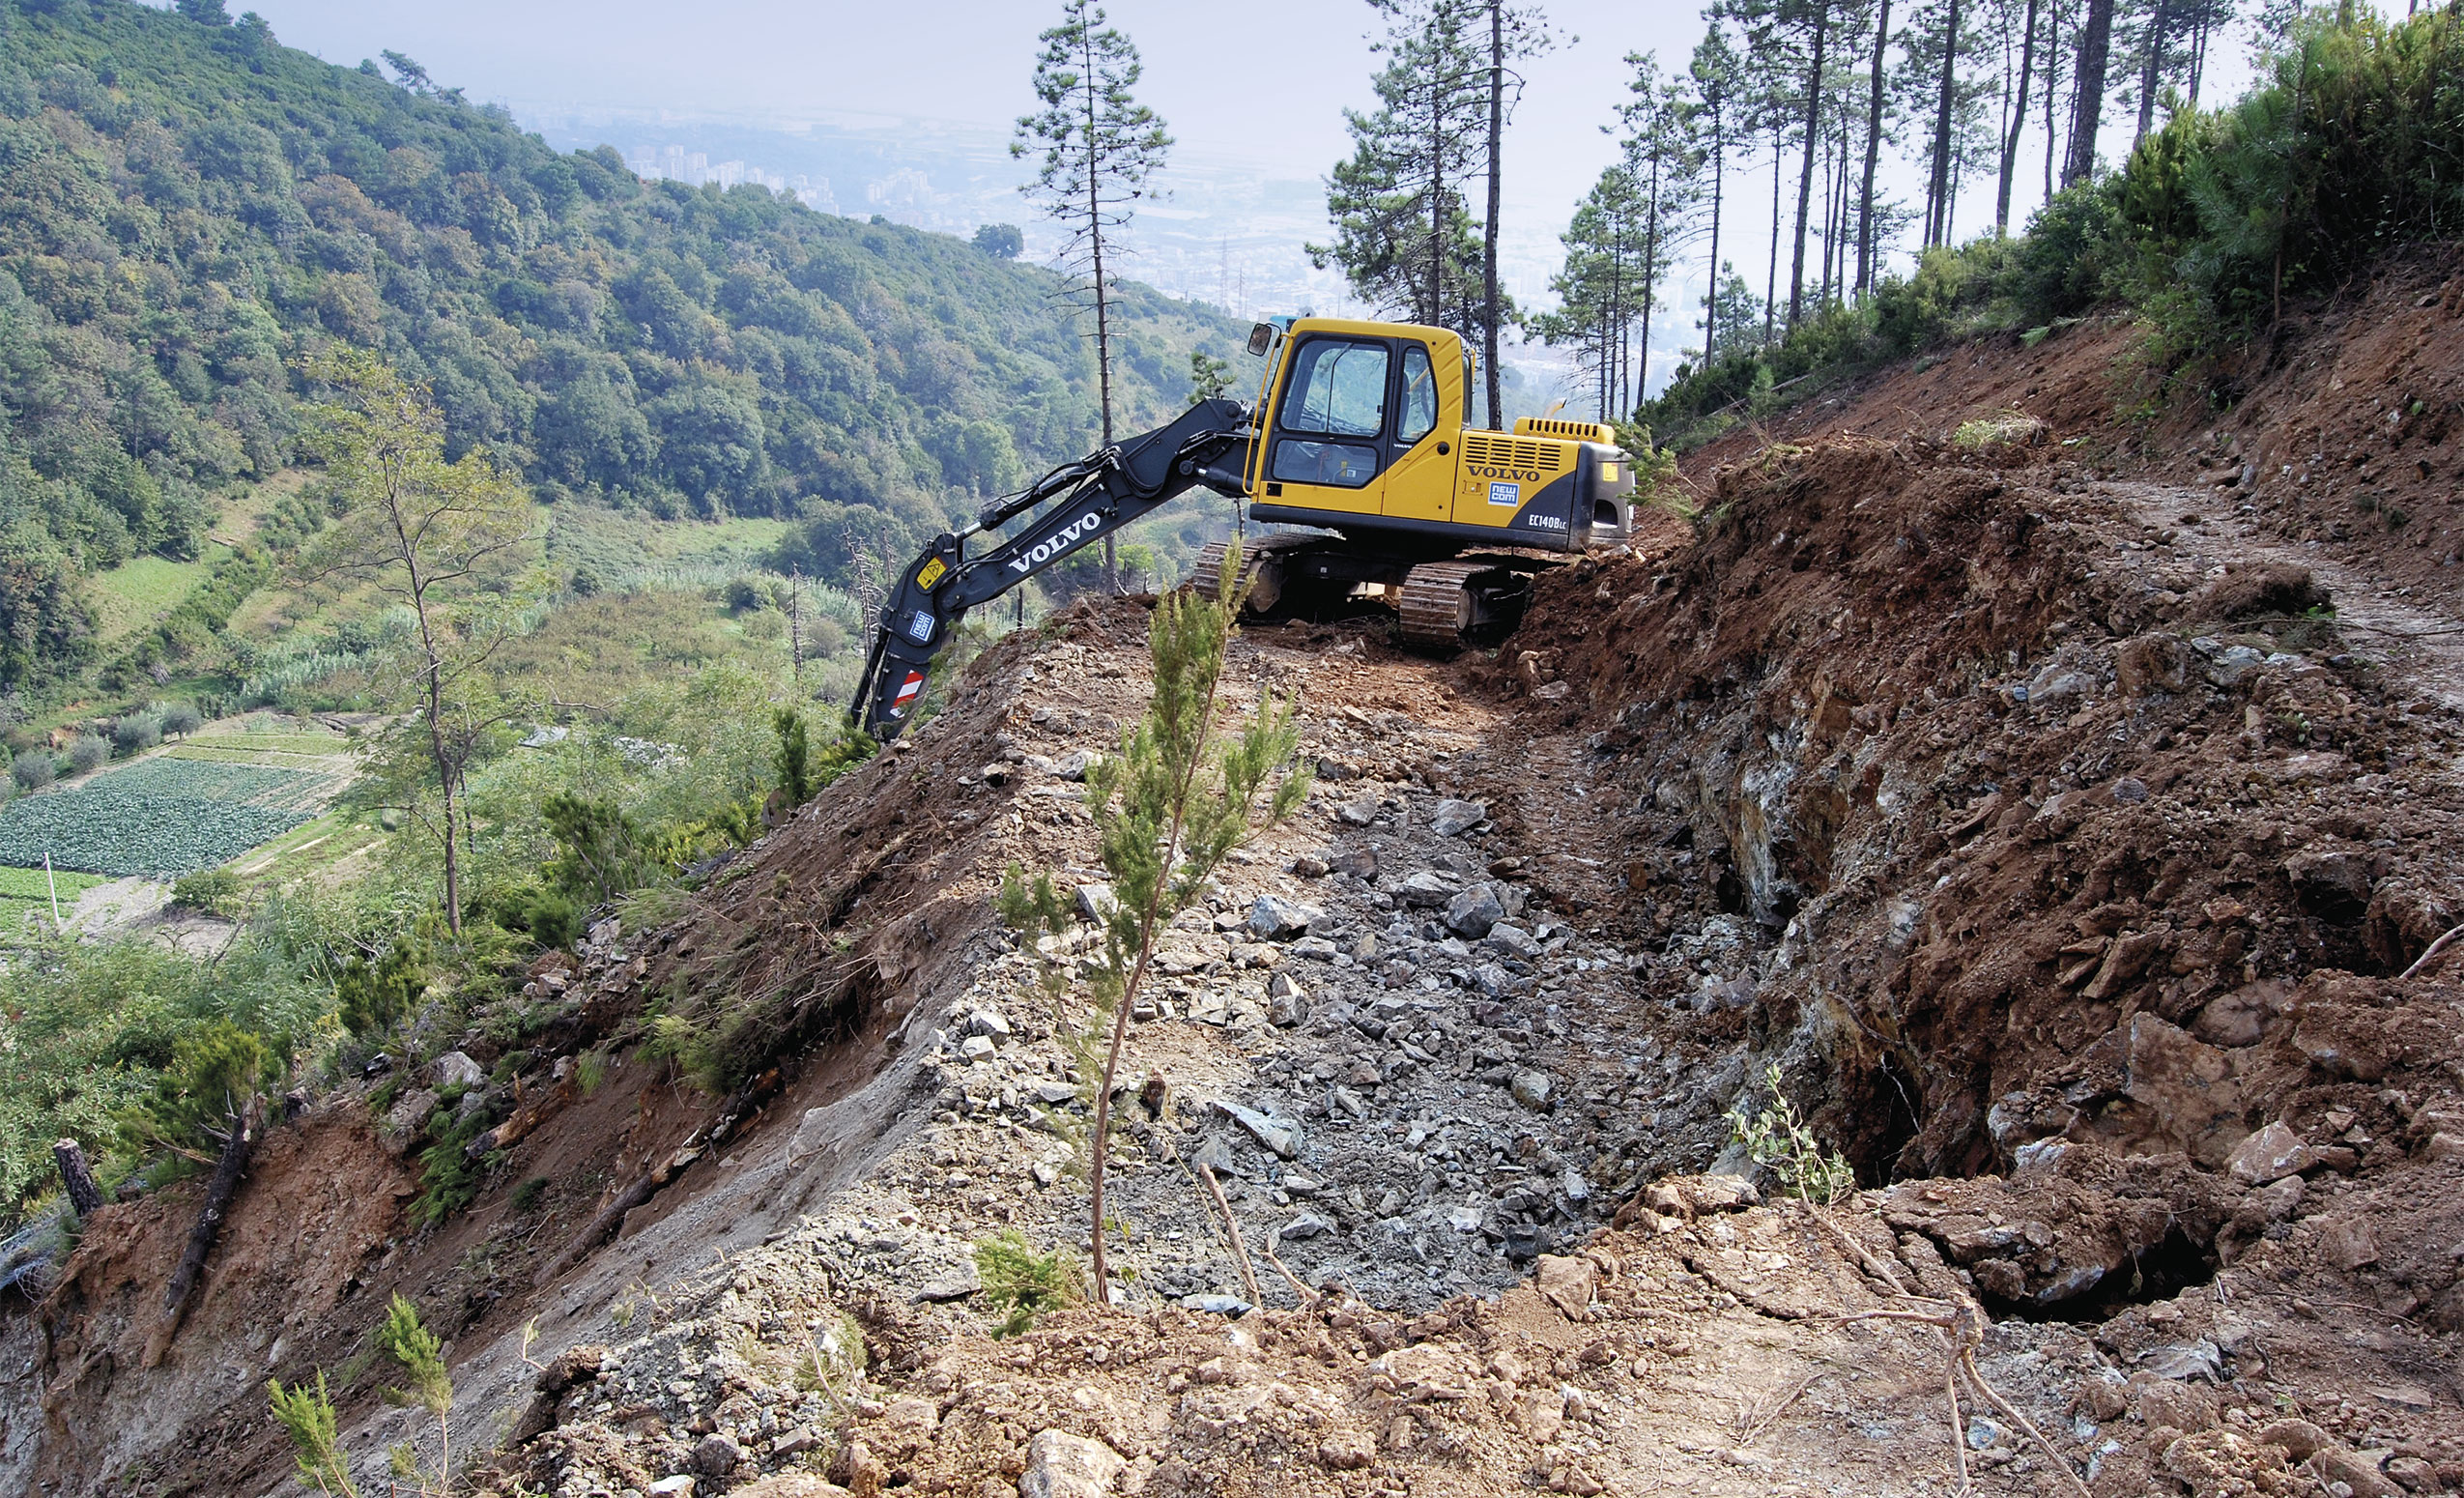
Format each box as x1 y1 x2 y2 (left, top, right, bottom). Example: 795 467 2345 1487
1397 562 1483 649
1191 538 1290 614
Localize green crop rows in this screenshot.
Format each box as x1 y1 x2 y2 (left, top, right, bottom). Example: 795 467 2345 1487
0 760 320 877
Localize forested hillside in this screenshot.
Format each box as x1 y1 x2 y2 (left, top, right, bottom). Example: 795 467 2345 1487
0 0 1240 693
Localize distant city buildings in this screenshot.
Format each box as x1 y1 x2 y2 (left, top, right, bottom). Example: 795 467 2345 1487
624 144 838 214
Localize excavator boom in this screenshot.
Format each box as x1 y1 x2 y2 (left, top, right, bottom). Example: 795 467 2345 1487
849 397 1252 739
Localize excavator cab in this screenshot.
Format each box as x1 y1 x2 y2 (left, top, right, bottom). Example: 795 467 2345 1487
1242 318 1635 553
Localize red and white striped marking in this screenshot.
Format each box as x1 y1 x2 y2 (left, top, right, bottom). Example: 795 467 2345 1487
890 671 925 714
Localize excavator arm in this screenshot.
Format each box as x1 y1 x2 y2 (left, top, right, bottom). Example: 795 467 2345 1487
850 396 1253 739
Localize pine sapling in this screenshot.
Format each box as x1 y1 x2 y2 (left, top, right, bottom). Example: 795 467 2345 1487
375 1293 455 1495
268 1370 359 1498
1073 550 1309 1304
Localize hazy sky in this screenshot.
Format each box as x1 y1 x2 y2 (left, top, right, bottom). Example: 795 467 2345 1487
237 0 1695 219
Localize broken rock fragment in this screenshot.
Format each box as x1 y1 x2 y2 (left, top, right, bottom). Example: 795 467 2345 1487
1248 893 1321 939
1445 883 1505 938
1018 1429 1126 1498
1214 1100 1304 1159
2225 1121 2316 1185
1427 798 1486 836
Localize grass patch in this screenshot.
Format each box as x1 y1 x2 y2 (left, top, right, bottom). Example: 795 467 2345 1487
0 865 108 938
89 552 223 644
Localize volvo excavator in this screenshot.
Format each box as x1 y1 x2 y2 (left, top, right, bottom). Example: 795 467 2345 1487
852 315 1639 739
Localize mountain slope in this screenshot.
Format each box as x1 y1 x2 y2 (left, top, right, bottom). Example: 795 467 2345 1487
0 0 1242 689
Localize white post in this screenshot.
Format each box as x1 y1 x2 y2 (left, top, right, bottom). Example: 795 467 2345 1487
44 852 61 928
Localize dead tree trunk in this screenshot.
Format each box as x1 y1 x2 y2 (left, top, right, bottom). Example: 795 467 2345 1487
148 1099 260 1364
53 1139 103 1219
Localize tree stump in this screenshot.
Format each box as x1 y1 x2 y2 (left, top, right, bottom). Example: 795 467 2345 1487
52 1138 102 1219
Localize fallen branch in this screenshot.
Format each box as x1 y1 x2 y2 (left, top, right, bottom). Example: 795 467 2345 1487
147 1096 262 1366
1812 1211 2091 1498
1193 1164 1261 1306
532 1144 700 1287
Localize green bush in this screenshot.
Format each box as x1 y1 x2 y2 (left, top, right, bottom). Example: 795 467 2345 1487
13 755 54 791
112 714 162 756
169 867 244 917
334 928 431 1039
160 702 203 737
67 735 107 775
120 1019 268 1155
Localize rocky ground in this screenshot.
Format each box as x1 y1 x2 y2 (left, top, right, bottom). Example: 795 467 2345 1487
6 261 2463 1498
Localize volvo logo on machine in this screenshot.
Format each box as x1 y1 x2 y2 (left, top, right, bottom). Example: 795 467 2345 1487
1006 510 1103 574
1469 465 1543 483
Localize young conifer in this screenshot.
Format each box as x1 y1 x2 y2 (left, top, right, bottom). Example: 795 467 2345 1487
1007 547 1308 1305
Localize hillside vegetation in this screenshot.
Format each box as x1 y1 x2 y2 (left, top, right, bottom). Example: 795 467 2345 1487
0 0 1241 695
1635 7 2464 450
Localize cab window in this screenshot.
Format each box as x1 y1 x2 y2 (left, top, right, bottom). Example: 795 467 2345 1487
1397 344 1437 443
1280 340 1389 436
1272 338 1389 488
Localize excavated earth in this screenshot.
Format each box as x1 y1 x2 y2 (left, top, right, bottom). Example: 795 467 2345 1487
5 256 2463 1498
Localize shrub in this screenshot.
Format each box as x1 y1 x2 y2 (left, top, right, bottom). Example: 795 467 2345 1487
14 755 55 791
120 1019 270 1155
112 714 162 755
169 868 244 917
160 702 203 737
67 735 108 775
973 1228 1076 1337
723 575 767 613
334 928 431 1038
1726 1064 1856 1205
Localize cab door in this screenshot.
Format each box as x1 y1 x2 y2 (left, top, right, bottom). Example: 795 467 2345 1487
1379 340 1456 524
1261 336 1391 519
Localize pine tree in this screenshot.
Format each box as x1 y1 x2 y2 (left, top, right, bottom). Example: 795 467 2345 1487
1014 0 1172 594
2063 0 2117 184
1314 0 1492 342
1996 0 2044 230
1690 19 1747 357
1027 555 1308 1307
1533 164 1650 418
1471 2 1556 427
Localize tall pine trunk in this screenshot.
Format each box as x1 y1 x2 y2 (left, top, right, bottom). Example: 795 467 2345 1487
2063 0 2114 186
1636 150 1662 411
1764 127 1783 344
1080 29 1119 593
1705 91 1727 356
1787 1 1830 327
2043 0 2065 200
1483 1 1505 429
1928 0 1963 246
1998 0 2040 230
2133 0 2169 147
1857 0 1890 296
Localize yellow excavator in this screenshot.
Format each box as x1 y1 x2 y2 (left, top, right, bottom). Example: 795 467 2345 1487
853 316 1638 738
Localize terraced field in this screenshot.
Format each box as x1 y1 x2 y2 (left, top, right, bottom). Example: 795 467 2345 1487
0 759 322 877
0 718 368 893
